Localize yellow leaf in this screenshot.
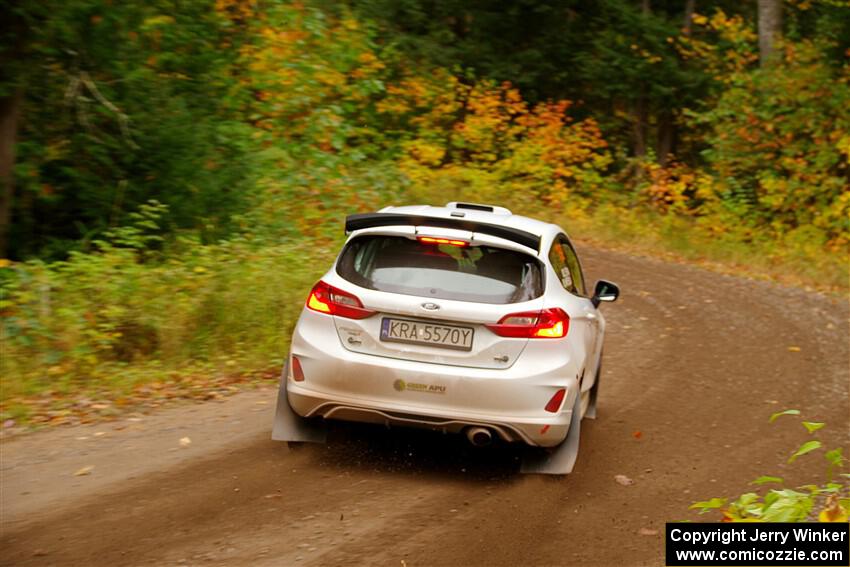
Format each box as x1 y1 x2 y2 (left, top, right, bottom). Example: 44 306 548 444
819 509 847 522
819 495 848 522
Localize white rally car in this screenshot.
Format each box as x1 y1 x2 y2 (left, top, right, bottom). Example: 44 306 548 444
273 202 619 474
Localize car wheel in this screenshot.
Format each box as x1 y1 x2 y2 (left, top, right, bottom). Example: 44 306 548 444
584 362 602 420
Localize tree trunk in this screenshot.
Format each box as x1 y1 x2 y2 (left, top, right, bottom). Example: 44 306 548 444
683 0 696 35
657 109 676 166
0 7 29 259
758 0 783 67
632 95 648 159
632 0 650 158
0 89 22 258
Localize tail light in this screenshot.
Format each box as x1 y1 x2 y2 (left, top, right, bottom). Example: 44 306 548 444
417 236 469 247
306 281 375 319
486 308 569 338
544 388 567 412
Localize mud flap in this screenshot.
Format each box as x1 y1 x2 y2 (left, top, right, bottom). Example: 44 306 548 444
271 362 326 443
520 390 582 475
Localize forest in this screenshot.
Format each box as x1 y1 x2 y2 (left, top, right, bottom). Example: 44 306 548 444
1 0 848 424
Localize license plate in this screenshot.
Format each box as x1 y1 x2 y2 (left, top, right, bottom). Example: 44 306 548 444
380 318 474 351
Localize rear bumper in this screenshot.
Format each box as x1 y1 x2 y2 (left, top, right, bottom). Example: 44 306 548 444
286 309 582 447
288 388 573 446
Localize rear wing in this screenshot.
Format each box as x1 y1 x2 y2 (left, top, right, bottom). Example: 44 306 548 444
345 213 541 252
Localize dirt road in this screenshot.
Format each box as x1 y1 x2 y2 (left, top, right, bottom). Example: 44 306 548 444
2 248 848 567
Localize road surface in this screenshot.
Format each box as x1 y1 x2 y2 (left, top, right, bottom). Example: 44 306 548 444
2 247 848 566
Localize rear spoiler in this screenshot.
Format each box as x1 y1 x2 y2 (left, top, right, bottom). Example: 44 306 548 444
345 213 541 252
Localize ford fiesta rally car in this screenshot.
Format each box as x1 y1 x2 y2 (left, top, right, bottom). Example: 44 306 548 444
273 202 619 474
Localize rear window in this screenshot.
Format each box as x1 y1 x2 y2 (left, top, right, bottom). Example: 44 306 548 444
336 235 544 304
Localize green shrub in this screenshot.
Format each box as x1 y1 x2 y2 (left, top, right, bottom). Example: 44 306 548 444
0 202 338 421
691 410 849 522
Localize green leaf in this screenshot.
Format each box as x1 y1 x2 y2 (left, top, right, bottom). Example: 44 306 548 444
769 409 800 423
763 491 780 508
761 495 813 522
751 476 783 486
735 492 760 506
788 440 822 463
689 497 727 513
734 493 764 515
761 488 814 522
825 448 844 467
801 421 825 434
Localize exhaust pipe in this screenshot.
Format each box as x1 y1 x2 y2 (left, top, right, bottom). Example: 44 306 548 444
466 426 492 447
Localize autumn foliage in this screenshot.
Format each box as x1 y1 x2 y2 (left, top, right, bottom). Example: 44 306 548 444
397 79 612 212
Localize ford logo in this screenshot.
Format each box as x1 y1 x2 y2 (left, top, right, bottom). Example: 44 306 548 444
421 302 440 311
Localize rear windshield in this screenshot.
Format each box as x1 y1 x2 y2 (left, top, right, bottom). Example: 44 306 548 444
336 235 544 304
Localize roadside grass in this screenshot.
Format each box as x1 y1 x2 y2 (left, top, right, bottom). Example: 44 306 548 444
1 200 846 431
0 236 339 429
406 181 849 293
557 204 849 294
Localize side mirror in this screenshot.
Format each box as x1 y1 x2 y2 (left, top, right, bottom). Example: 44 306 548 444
591 279 620 308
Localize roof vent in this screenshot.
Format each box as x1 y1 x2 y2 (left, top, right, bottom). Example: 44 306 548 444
446 202 512 215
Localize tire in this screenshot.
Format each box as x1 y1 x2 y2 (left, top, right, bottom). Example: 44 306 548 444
579 388 591 419
584 362 602 420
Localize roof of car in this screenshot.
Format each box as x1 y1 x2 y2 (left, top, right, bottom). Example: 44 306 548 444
379 203 560 239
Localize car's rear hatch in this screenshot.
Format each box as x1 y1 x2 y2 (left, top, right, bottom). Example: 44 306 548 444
326 231 546 370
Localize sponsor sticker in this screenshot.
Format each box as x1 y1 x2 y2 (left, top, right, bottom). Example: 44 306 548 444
392 379 446 394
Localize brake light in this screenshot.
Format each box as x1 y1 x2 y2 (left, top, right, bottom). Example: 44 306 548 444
486 308 569 338
417 236 469 247
306 281 375 319
544 388 567 412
